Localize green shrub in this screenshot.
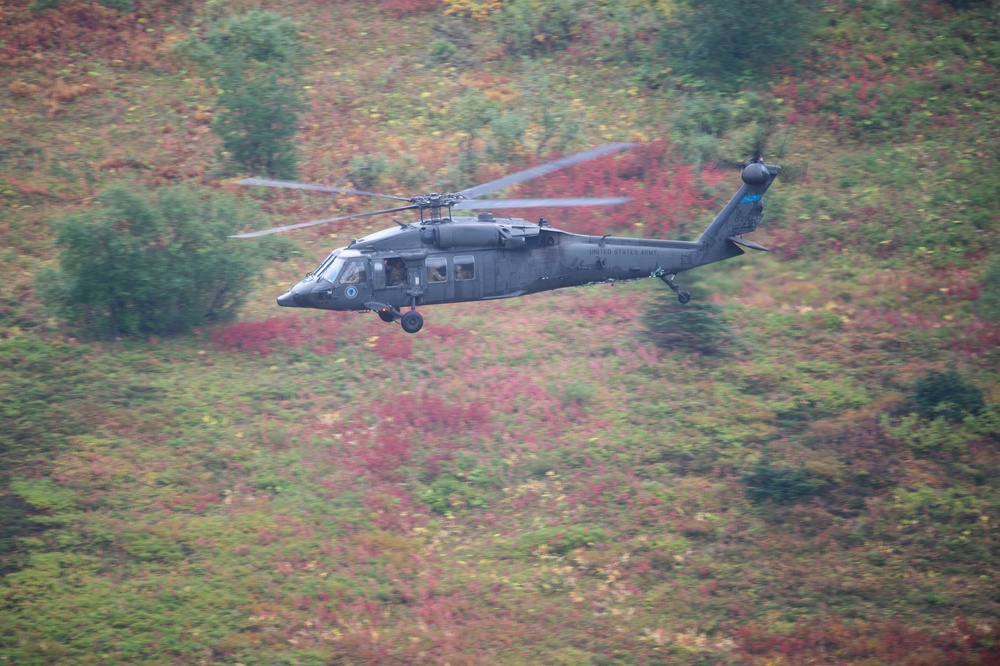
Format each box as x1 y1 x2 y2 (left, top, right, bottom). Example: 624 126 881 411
9 479 78 514
38 184 265 337
665 0 821 84
420 473 489 514
347 154 389 190
910 370 984 423
742 458 819 505
183 11 304 178
513 525 607 556
493 0 587 56
428 38 458 62
486 112 530 164
670 91 773 165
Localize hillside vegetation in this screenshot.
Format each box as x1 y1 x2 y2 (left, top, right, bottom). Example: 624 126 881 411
1 0 998 664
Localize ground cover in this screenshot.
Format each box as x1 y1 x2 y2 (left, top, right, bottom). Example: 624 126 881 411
1 0 997 664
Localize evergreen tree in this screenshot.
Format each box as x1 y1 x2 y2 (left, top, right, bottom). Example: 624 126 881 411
910 370 984 423
37 184 265 337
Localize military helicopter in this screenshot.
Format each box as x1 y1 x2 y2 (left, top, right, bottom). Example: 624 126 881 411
233 143 780 333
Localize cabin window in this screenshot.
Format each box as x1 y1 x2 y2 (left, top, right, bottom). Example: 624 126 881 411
426 256 447 283
340 261 366 285
455 255 475 281
384 257 406 287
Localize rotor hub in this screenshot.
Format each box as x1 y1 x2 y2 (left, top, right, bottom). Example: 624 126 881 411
741 162 770 186
409 193 464 209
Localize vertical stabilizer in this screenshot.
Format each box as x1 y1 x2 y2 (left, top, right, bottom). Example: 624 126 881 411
694 161 780 267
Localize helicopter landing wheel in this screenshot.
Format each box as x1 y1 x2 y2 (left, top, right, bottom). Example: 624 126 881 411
377 309 395 323
677 290 691 304
400 310 424 334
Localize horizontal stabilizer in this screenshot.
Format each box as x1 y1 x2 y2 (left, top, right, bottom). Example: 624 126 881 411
728 236 771 252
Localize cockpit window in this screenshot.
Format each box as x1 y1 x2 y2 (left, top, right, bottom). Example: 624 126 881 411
314 250 340 277
340 261 366 285
318 256 345 283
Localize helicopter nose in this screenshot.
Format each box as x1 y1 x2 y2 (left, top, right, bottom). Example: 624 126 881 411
277 289 302 307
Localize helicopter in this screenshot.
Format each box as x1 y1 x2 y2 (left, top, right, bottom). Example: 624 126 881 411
233 143 780 334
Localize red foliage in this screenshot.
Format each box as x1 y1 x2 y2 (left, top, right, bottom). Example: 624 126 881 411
370 333 412 360
355 428 412 480
210 317 307 357
211 315 342 357
361 485 427 532
734 616 1000 665
389 392 491 434
332 390 494 483
378 0 441 18
579 296 635 323
511 140 721 238
193 492 221 512
945 318 1000 356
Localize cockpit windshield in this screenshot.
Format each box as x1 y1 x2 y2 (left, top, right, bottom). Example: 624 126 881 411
318 257 346 283
312 249 360 283
313 250 340 277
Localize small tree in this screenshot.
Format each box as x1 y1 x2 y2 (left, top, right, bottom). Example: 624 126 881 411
910 370 984 423
666 0 820 83
185 11 304 178
38 184 265 337
742 458 818 505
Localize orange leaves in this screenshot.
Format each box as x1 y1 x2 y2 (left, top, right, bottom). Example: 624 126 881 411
443 0 502 21
8 81 42 97
7 76 103 118
458 72 518 104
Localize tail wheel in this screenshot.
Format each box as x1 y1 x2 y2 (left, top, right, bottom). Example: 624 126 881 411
400 310 424 334
677 291 691 304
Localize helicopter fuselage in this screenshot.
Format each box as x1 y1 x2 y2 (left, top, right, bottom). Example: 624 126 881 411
272 158 780 333
280 221 710 311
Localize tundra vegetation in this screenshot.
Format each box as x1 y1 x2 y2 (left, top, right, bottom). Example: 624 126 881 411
0 0 998 664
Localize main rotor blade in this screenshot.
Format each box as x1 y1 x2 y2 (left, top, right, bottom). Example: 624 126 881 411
457 142 635 199
453 197 633 210
229 205 419 239
238 177 411 202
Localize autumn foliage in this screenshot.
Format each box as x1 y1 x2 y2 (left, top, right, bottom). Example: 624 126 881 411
1 0 997 664
514 140 725 238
